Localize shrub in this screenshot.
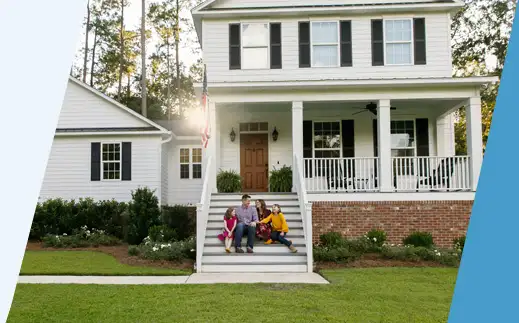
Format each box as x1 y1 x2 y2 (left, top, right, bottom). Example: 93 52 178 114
148 225 178 243
216 170 242 193
127 187 161 245
403 231 434 248
314 245 360 263
453 236 466 254
319 232 344 248
365 229 387 247
130 236 196 262
31 198 76 239
381 245 460 267
95 200 129 240
161 205 195 240
42 226 121 248
269 166 292 192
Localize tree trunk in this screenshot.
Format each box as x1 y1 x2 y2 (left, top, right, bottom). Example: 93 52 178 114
82 0 91 83
118 0 125 98
175 0 181 118
90 28 98 87
166 37 171 120
141 0 147 117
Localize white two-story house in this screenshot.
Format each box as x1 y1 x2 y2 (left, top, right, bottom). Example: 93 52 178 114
189 0 498 272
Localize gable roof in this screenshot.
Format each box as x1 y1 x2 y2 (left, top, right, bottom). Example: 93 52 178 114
66 76 170 135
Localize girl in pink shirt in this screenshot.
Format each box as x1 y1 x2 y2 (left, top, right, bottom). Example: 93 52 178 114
218 207 238 253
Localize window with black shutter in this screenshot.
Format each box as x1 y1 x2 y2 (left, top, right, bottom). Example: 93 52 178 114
414 18 427 65
303 121 313 178
229 24 241 70
298 22 311 68
371 20 384 66
270 23 282 69
340 21 352 67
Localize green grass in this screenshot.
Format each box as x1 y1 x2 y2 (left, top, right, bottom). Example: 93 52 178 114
21 251 191 276
9 268 458 323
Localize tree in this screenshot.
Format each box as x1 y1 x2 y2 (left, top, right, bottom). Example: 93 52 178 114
451 0 516 154
82 0 92 83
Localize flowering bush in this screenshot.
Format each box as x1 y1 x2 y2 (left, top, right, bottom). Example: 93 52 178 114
453 236 466 255
402 231 435 248
128 236 196 262
365 229 387 247
42 225 121 248
380 245 460 267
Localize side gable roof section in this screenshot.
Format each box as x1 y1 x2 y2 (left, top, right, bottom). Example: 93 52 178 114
65 76 170 135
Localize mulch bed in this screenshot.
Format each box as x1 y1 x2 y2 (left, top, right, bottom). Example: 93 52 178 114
316 253 450 270
25 242 194 271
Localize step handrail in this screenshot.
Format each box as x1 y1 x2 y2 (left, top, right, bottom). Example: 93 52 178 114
195 155 213 273
293 153 313 273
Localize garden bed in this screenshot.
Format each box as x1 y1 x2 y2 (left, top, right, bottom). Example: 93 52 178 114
316 253 450 270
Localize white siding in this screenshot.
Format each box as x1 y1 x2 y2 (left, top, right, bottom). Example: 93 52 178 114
164 138 204 205
212 0 447 9
203 13 452 83
216 103 440 173
39 135 162 203
160 143 169 204
57 81 151 129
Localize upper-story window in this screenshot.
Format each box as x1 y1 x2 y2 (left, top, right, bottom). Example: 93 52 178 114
299 20 352 68
229 22 282 70
372 18 426 66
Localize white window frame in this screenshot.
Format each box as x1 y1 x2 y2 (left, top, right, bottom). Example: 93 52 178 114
312 120 343 158
101 142 122 181
310 21 340 68
240 22 270 70
390 119 417 157
383 18 414 66
179 146 203 180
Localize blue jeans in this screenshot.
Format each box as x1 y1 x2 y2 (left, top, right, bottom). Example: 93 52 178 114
271 231 291 247
234 222 255 249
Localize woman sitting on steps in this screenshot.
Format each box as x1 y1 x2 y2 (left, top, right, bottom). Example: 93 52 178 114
255 199 272 241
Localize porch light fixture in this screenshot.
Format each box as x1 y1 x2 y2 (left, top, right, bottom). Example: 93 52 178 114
272 127 279 142
230 128 236 142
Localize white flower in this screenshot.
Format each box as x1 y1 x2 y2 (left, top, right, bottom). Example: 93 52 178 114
167 244 172 247
63 233 67 236
55 235 59 239
160 244 167 249
152 247 158 252
373 237 377 242
190 249 195 252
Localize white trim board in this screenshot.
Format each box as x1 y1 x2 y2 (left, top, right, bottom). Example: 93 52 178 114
307 192 475 202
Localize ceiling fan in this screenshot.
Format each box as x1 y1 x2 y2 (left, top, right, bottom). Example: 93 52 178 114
352 102 397 116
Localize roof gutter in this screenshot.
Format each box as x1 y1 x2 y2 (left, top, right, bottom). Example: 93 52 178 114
161 132 174 144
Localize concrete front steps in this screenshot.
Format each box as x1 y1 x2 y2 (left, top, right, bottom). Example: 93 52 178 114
201 193 308 273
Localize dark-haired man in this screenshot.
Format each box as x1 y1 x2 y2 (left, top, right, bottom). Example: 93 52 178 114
234 194 258 253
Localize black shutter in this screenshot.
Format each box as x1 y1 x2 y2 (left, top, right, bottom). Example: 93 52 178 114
416 118 429 177
372 119 378 188
371 20 384 66
340 21 352 67
270 23 282 69
91 142 101 181
342 120 355 178
229 24 241 70
303 120 313 178
299 22 311 68
122 142 132 181
414 18 426 65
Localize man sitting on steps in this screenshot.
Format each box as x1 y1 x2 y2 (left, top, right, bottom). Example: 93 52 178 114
234 194 258 254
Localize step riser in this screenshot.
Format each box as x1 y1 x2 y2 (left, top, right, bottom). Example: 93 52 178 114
201 265 308 273
203 247 308 254
202 256 307 264
210 201 300 207
211 193 297 199
206 229 305 236
204 237 306 245
206 221 302 229
209 207 301 213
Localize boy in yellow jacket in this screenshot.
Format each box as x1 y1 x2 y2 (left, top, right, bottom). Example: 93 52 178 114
260 204 297 253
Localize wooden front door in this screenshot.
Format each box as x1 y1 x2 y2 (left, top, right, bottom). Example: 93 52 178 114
240 134 269 192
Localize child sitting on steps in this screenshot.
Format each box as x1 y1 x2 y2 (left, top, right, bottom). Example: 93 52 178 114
217 207 237 253
260 204 297 253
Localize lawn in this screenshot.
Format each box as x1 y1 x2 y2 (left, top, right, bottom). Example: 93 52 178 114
9 268 458 323
21 251 191 276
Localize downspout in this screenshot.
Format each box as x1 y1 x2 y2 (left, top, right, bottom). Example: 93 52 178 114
159 131 174 207
161 131 174 144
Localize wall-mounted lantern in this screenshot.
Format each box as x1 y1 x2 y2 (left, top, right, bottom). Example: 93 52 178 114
230 128 236 142
272 127 279 142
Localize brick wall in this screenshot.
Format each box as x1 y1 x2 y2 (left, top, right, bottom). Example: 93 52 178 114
312 200 473 248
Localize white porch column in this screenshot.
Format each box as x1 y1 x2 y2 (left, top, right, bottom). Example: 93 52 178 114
292 101 304 192
207 101 217 193
377 99 393 192
466 97 483 191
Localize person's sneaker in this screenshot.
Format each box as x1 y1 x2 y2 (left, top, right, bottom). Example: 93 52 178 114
264 239 273 245
289 245 298 253
247 247 254 254
235 248 244 253
225 248 230 253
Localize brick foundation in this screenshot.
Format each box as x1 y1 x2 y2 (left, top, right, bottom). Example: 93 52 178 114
312 200 473 248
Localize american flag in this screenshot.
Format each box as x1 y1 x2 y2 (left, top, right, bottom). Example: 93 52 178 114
200 65 210 148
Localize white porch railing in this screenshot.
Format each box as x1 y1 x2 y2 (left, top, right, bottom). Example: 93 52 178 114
392 156 471 192
303 157 379 193
294 153 313 273
195 156 214 273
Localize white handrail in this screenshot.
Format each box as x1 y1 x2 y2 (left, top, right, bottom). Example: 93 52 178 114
195 155 213 273
293 153 313 273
